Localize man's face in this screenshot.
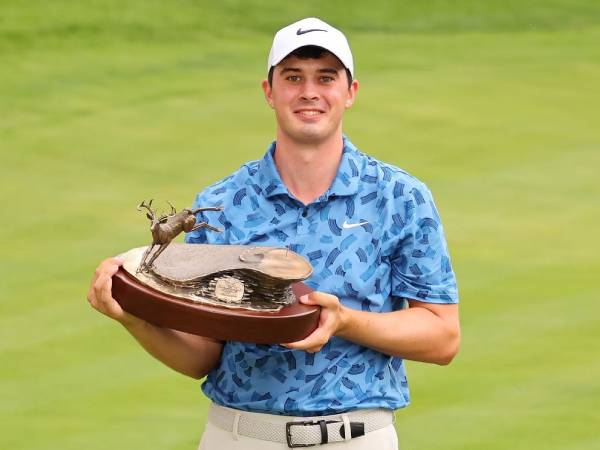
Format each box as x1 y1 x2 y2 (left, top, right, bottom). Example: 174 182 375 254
262 53 358 145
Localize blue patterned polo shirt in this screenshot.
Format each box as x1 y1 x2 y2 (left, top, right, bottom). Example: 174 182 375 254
185 137 458 415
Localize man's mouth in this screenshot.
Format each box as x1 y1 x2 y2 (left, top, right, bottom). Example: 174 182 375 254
295 109 325 117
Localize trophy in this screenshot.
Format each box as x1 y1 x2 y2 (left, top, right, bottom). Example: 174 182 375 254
111 200 319 343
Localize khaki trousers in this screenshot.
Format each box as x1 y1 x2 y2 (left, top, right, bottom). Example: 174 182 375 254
198 407 399 450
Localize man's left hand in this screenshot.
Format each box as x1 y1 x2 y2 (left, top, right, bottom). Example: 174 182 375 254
282 292 346 353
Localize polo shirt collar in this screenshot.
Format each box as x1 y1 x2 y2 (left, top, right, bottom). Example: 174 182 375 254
257 141 289 199
258 136 361 200
328 136 361 198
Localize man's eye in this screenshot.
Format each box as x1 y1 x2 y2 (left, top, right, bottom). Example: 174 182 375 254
320 76 334 83
287 75 301 82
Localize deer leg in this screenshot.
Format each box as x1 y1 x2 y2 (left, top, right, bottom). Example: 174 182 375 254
191 206 223 214
137 244 156 273
191 222 222 233
146 242 171 269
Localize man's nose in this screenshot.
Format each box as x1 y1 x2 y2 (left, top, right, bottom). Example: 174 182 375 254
299 80 320 101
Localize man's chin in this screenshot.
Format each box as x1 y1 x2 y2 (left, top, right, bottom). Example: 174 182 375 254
289 126 332 144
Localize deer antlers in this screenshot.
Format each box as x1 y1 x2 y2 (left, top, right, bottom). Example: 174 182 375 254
137 199 156 220
138 199 173 222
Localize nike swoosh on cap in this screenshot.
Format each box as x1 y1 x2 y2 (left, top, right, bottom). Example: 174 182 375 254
296 28 327 35
342 220 370 229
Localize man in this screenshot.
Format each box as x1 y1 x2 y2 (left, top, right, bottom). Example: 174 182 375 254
87 17 459 449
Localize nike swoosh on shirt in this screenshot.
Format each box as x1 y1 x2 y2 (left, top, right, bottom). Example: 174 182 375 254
342 220 370 229
296 28 327 35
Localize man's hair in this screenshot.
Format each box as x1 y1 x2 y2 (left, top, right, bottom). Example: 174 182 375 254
268 45 353 88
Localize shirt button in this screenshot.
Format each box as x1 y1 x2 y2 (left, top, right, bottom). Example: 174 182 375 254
302 209 308 218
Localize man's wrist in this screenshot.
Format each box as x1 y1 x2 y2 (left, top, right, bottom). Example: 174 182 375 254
336 304 353 338
118 311 147 331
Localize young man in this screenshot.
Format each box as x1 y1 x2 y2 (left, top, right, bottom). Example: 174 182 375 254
87 18 459 449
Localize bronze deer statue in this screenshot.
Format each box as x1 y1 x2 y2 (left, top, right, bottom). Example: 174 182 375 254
137 199 223 272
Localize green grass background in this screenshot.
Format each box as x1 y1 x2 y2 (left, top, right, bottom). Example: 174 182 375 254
1 1 599 449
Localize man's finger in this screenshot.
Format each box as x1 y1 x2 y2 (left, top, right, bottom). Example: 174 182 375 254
283 327 329 350
100 274 113 302
94 274 111 304
96 256 121 274
299 292 338 307
100 259 123 276
305 345 323 353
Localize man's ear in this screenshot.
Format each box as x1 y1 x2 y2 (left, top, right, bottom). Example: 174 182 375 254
262 79 274 109
345 79 359 109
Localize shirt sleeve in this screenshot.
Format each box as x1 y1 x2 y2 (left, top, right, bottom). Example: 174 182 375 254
390 184 458 304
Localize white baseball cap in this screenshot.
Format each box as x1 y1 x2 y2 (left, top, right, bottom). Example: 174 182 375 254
267 17 354 78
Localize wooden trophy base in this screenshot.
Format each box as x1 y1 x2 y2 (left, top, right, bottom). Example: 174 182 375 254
112 268 319 344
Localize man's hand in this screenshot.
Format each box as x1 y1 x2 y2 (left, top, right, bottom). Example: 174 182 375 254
86 257 135 325
282 292 347 353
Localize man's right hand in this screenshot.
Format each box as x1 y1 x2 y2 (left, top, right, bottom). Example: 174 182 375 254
87 257 135 325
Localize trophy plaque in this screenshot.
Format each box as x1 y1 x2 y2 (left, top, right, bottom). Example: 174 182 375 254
111 200 320 344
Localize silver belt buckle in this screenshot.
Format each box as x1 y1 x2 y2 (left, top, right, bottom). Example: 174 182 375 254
285 419 365 448
286 420 329 448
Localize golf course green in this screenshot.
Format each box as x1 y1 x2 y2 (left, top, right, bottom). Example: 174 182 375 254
1 1 599 449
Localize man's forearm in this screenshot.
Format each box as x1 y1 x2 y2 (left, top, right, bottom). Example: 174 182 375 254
121 315 223 379
336 304 460 365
